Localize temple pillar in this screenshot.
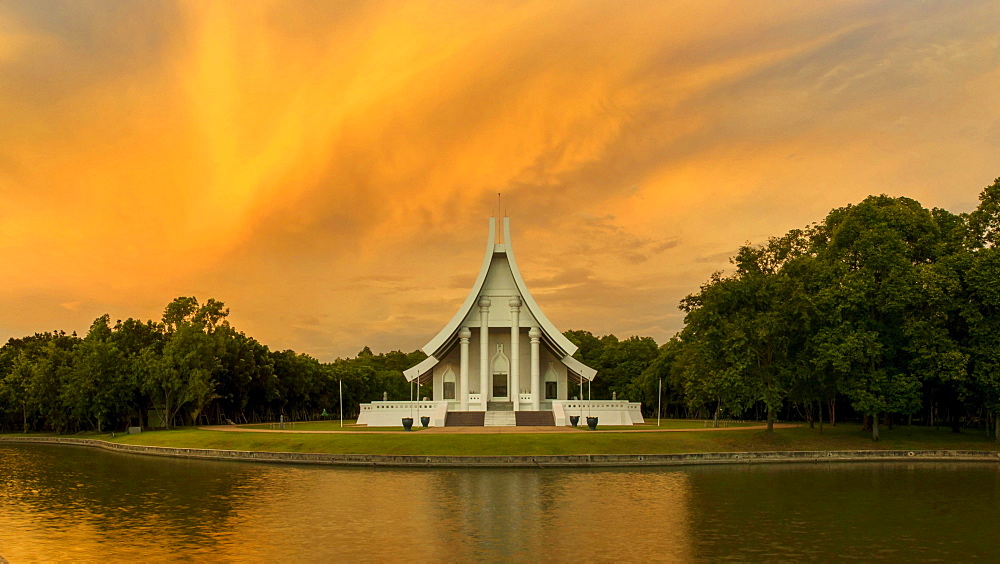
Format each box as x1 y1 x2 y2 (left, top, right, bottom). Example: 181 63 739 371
478 296 491 405
529 327 541 410
509 296 521 411
459 328 471 411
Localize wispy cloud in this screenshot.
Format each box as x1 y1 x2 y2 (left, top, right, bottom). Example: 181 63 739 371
1 1 998 358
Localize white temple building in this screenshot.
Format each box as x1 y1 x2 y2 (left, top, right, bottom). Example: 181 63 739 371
357 216 644 427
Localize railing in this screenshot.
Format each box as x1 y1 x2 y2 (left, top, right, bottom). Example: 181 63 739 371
357 400 451 427
558 400 642 411
359 401 442 411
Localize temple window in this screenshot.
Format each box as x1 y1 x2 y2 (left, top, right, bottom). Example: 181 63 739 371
443 366 456 400
490 344 510 398
544 362 558 400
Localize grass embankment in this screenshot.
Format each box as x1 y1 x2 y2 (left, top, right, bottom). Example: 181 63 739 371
97 423 1000 457
235 420 755 432
596 420 759 430
238 420 423 431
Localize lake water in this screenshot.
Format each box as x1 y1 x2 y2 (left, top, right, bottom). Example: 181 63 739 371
1 443 998 561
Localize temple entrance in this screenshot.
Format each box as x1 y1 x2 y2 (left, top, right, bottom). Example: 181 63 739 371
490 343 510 400
492 372 508 398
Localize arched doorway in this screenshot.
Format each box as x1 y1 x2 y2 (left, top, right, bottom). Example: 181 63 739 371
490 343 509 400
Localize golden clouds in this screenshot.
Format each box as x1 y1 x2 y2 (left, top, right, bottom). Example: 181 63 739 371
1 1 999 356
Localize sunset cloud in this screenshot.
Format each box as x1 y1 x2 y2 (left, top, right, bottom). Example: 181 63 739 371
1 1 998 358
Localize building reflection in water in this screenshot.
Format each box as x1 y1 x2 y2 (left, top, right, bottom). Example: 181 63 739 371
425 467 695 560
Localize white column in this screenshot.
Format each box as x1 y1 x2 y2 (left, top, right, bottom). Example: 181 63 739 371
509 296 521 412
529 327 541 410
459 328 471 411
478 296 491 405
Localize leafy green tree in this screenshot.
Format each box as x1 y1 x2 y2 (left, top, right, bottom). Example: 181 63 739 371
962 182 1000 439
213 327 274 423
817 195 947 440
141 297 226 428
679 230 811 431
967 177 1000 248
64 315 127 432
636 338 688 418
110 318 164 427
1 352 35 432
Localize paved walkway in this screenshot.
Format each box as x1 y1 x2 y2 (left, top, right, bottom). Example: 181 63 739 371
199 423 799 435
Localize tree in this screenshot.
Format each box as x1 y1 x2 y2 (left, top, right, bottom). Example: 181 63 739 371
962 223 1000 440
64 315 127 432
213 327 274 423
141 297 227 428
679 230 811 432
967 177 1000 248
817 195 947 440
636 338 688 418
1 352 35 432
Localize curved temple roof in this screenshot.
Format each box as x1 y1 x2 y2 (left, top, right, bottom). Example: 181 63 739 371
403 217 597 382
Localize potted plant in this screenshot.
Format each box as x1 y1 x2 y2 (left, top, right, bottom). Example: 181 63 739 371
402 417 414 431
569 415 580 427
586 416 599 430
420 416 430 427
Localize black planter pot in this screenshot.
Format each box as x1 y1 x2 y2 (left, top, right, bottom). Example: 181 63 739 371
420 416 430 428
402 417 414 431
586 416 599 430
569 415 580 427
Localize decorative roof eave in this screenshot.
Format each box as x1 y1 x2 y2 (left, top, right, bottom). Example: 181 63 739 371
501 217 579 359
417 217 496 360
561 354 597 382
403 355 438 382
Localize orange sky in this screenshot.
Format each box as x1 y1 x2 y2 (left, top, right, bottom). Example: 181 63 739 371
1 1 999 359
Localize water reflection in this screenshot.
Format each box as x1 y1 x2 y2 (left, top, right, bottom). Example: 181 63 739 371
425 469 692 560
683 463 1000 561
1 445 270 559
1 444 998 561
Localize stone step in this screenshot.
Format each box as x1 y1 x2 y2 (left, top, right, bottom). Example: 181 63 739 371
515 411 555 426
487 401 513 411
483 411 517 427
445 411 485 427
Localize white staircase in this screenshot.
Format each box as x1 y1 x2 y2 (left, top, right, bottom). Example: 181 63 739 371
484 411 517 426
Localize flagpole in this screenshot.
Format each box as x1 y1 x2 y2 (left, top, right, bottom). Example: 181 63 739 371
339 379 343 428
657 378 662 427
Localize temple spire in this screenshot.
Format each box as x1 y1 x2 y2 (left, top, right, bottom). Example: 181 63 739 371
496 192 504 243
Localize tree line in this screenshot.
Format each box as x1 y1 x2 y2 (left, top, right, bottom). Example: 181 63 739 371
0 297 426 432
636 178 1000 441
2 179 998 441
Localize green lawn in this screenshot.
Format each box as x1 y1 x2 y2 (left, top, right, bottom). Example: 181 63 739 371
92 424 1000 456
238 420 419 431
590 420 761 430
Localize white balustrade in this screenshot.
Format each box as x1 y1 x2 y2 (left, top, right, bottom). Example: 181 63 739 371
357 401 450 427
551 400 644 425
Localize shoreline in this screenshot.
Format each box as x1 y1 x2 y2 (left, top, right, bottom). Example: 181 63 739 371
3 435 999 468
